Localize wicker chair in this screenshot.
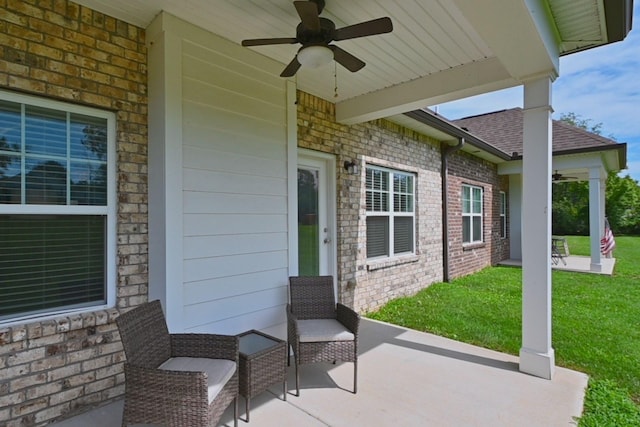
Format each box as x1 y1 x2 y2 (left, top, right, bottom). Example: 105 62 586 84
287 276 360 396
116 300 238 427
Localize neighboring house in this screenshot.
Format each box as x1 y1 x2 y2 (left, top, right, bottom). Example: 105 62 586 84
0 1 632 425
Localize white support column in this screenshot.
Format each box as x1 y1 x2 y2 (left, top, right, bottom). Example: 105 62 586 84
589 168 603 271
520 77 555 379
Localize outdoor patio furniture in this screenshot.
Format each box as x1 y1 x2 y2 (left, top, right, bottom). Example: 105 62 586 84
237 329 287 422
116 300 238 427
287 275 360 396
552 237 568 265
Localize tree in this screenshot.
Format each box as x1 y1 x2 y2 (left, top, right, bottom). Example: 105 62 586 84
552 113 640 235
558 112 603 135
604 172 640 234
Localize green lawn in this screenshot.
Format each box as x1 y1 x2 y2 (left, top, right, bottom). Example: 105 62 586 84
368 236 640 426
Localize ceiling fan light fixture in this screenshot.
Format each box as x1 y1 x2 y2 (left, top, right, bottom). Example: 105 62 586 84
297 45 333 68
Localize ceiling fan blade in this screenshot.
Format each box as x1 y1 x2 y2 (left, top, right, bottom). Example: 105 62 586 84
294 1 321 31
242 37 298 47
334 17 393 41
330 46 365 72
280 56 302 77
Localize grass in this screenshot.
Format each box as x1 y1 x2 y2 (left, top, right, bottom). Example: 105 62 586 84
368 236 640 426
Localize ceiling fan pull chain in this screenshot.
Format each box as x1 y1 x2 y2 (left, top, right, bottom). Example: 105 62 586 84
334 62 339 98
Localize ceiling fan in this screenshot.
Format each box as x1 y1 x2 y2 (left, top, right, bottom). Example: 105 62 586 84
552 170 578 182
241 0 393 77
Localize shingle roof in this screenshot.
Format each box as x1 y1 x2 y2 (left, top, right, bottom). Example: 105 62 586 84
452 107 621 157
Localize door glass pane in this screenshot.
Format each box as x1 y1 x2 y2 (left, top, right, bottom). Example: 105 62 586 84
298 168 319 276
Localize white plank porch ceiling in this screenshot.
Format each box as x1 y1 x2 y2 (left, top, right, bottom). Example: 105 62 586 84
74 0 609 121
72 0 494 104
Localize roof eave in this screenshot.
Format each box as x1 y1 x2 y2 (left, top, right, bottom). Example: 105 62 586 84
403 110 512 161
560 0 633 56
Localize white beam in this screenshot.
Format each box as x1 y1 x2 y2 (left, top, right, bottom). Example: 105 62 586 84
498 152 608 176
520 77 555 379
335 57 515 125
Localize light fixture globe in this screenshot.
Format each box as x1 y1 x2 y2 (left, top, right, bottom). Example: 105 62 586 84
297 45 333 68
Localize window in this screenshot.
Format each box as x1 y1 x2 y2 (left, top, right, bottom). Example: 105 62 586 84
0 90 115 323
366 166 415 259
500 191 507 239
462 184 483 244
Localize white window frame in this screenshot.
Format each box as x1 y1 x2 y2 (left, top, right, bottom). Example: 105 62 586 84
365 165 416 259
500 191 507 239
0 89 116 325
462 184 483 244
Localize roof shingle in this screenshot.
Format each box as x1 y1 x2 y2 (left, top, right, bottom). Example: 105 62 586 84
452 107 620 157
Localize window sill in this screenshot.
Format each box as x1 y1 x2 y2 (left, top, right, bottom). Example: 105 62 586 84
367 254 419 271
463 242 486 251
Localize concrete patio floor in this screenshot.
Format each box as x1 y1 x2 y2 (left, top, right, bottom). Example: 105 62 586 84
499 255 616 275
50 319 588 427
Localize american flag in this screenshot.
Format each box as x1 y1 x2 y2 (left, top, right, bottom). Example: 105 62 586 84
600 219 616 256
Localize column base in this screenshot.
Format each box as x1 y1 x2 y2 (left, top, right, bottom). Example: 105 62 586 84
519 347 555 379
590 263 602 272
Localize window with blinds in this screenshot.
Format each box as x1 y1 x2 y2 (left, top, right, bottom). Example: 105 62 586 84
366 166 415 259
462 184 483 244
0 90 114 323
500 191 507 239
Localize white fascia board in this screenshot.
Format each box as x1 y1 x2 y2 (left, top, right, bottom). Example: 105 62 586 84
498 152 610 176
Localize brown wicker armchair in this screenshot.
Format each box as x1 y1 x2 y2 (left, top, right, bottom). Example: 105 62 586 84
287 276 360 396
116 300 238 427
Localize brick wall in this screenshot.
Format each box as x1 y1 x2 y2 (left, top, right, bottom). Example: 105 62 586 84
446 150 509 279
0 1 147 425
297 92 444 313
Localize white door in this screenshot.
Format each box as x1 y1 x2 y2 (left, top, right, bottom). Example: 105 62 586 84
297 152 336 277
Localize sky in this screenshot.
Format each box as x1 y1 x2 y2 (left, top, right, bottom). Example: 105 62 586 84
433 4 640 182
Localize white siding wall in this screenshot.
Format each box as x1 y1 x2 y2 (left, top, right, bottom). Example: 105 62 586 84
148 13 291 336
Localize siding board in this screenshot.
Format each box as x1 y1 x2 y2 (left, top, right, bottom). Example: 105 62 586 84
183 101 285 145
183 123 286 160
183 145 286 177
178 28 289 335
183 192 286 214
184 233 288 260
183 79 285 126
183 168 286 195
184 213 287 236
184 251 288 284
184 269 287 305
185 305 287 336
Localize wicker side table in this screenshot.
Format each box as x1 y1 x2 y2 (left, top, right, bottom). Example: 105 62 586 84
237 329 287 422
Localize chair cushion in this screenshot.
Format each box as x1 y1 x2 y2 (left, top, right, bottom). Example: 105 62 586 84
298 319 355 342
159 357 236 404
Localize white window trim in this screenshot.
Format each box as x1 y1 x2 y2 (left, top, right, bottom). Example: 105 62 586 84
462 184 483 244
500 191 507 239
366 165 416 260
0 89 117 326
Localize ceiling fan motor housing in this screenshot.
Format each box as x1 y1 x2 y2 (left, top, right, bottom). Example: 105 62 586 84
296 18 335 45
